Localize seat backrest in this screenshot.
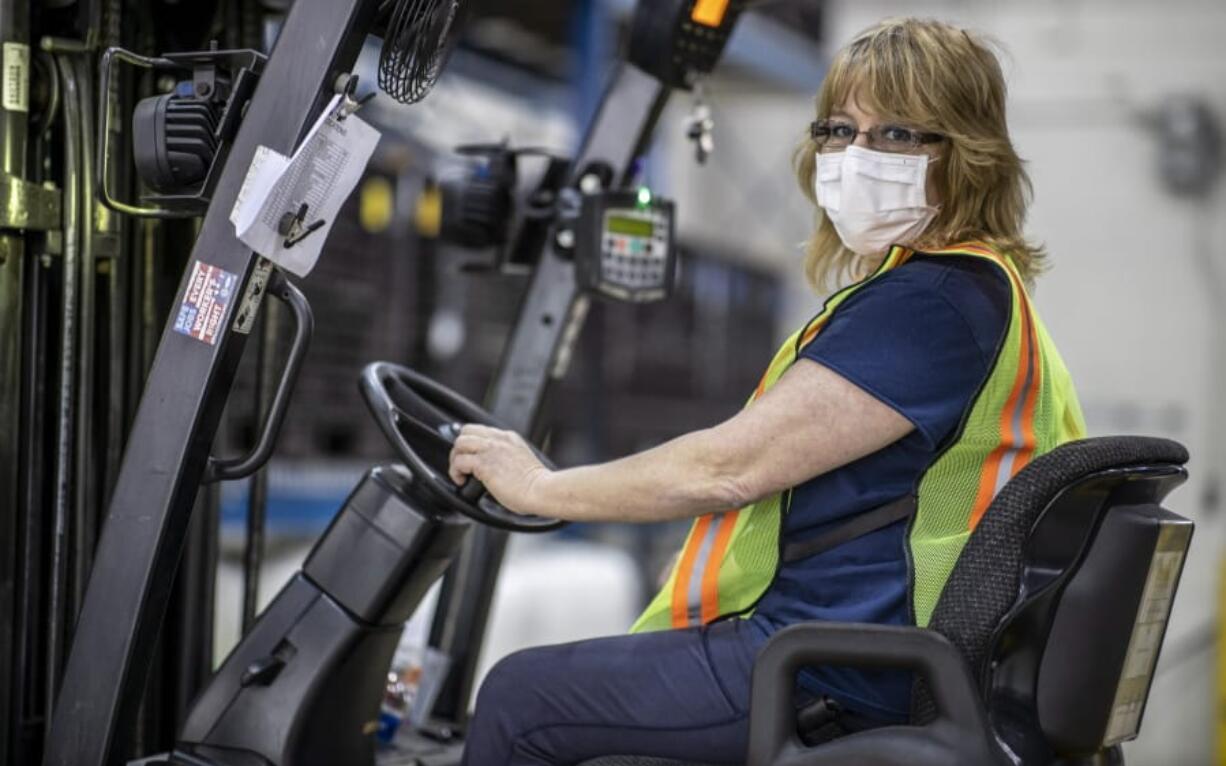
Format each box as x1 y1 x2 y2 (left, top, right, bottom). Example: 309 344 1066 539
916 436 1192 763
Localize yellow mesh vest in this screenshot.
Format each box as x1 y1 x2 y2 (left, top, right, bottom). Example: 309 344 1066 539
630 242 1086 633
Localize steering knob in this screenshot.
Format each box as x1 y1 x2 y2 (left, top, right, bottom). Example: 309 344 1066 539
438 421 488 503
360 362 564 533
459 477 486 503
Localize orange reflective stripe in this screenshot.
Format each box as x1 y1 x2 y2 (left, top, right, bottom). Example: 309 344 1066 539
699 511 740 624
969 452 1005 531
1011 294 1043 475
670 514 713 628
969 277 1037 530
943 247 1041 496
799 317 829 350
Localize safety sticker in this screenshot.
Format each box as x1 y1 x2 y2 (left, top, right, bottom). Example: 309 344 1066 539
3 43 28 113
173 261 238 346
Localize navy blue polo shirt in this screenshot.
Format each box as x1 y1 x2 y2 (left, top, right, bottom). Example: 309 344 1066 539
745 255 1012 721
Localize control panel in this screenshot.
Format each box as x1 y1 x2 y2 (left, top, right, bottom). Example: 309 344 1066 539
575 189 676 303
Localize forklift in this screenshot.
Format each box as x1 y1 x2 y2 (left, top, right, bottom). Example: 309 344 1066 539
9 1 1196 764
41 0 747 764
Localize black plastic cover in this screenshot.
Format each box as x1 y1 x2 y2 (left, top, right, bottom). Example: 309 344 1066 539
178 576 402 766
1036 504 1192 754
176 466 469 765
132 90 221 193
304 465 470 626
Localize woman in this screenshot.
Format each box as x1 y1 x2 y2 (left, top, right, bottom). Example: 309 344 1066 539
450 17 1085 765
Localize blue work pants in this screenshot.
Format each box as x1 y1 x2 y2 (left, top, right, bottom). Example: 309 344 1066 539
462 618 764 765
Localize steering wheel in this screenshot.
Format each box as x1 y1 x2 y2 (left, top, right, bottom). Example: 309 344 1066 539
360 361 565 533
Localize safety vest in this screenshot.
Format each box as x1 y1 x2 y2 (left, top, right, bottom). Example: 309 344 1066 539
630 242 1086 633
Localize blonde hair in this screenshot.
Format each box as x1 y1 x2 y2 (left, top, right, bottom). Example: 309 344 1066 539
795 18 1045 290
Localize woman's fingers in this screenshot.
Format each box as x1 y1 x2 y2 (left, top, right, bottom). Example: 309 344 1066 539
452 433 489 455
460 423 500 440
450 451 477 485
445 424 549 515
449 426 505 484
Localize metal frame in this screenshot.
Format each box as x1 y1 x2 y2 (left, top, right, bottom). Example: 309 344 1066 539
0 2 30 764
427 62 671 728
43 1 380 763
44 46 83 751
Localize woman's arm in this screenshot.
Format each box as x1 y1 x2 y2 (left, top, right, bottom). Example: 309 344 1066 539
448 358 914 523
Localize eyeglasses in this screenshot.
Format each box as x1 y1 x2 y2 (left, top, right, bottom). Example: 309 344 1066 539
810 119 945 154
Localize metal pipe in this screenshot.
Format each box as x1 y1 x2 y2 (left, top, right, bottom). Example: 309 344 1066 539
139 220 157 378
15 254 47 766
0 3 29 174
72 53 97 615
14 47 57 766
45 50 81 734
103 160 127 498
14 59 51 755
0 2 31 761
30 51 60 164
15 252 47 766
102 0 126 502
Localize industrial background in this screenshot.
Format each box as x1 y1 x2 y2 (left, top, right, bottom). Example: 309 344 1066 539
0 0 1222 764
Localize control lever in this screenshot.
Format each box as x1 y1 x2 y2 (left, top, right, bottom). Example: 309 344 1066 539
438 421 487 503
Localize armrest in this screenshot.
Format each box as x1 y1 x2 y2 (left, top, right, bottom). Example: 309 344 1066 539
746 622 1007 766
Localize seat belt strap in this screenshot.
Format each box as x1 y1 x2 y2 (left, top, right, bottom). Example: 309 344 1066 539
782 495 917 564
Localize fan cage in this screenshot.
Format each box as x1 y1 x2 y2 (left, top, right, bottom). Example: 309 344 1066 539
378 0 460 105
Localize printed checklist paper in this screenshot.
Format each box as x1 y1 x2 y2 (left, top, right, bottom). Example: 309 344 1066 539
231 94 382 277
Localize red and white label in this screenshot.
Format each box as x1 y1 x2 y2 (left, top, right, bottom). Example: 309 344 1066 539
173 261 238 346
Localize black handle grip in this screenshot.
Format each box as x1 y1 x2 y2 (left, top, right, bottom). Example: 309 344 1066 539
205 269 313 483
459 476 485 503
442 422 487 502
746 623 1006 766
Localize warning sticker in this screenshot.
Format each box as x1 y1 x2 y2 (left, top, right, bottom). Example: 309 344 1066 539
173 261 238 346
3 43 28 113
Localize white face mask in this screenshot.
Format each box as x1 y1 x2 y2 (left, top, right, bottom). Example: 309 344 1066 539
814 145 939 257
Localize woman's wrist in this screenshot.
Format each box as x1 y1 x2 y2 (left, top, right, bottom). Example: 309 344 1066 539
523 467 562 519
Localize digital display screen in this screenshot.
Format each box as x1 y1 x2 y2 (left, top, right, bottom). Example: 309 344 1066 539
607 215 654 238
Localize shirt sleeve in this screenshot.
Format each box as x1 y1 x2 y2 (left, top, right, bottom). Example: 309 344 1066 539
799 266 1006 449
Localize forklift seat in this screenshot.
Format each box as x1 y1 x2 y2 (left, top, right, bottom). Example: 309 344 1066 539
582 436 1193 766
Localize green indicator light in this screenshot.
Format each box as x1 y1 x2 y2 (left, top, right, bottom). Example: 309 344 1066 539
636 187 652 207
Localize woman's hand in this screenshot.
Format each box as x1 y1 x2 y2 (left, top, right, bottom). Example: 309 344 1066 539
448 424 552 516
